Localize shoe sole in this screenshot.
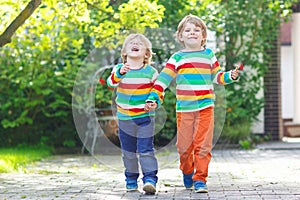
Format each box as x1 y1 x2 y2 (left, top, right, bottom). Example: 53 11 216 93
195 188 208 193
126 188 138 192
143 184 156 194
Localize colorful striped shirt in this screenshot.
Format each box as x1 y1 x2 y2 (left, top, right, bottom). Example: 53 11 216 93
107 63 158 120
147 48 236 112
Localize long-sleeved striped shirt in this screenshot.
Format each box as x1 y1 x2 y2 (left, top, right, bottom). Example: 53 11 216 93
147 48 237 112
107 63 158 120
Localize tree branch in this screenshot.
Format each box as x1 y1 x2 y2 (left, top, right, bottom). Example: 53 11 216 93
0 0 41 47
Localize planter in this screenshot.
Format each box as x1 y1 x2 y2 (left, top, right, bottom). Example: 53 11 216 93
97 108 120 147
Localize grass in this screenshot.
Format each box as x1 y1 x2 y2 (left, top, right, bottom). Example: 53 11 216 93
0 145 52 173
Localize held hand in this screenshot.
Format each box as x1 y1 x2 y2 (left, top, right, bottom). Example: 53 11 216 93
120 63 131 75
144 101 157 112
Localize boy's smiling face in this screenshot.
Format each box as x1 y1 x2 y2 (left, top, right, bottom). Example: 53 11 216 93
124 38 147 59
180 22 204 50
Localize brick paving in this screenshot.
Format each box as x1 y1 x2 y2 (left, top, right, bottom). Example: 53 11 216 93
0 142 300 200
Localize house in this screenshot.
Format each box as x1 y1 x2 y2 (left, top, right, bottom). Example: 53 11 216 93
280 5 300 138
250 2 300 141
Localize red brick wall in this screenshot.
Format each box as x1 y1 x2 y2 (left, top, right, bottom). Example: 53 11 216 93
264 34 283 140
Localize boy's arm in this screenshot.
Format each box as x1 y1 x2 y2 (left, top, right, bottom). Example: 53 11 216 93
213 69 239 85
145 68 162 108
106 64 125 88
147 90 163 108
211 54 240 85
146 61 177 107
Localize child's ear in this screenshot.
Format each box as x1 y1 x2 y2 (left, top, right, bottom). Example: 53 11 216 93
178 34 184 42
145 49 151 58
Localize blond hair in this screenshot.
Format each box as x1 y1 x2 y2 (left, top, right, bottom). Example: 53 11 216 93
175 14 207 47
121 33 153 64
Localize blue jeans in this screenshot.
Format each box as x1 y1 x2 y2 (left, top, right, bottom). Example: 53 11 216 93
118 116 158 184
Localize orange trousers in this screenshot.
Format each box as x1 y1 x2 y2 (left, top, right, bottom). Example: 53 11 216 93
176 107 214 183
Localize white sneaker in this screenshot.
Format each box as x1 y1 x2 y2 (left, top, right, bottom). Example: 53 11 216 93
143 182 156 194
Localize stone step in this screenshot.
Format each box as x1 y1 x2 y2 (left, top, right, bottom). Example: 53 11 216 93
284 121 300 137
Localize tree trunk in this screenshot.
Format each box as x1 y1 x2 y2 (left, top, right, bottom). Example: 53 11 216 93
0 0 41 47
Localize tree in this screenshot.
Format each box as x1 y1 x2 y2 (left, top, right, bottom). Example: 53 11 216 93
0 0 41 47
0 0 165 148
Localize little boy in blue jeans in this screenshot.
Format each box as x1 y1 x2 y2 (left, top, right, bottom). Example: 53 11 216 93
107 33 158 194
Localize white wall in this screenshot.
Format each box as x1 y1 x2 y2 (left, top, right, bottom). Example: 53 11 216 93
281 45 294 119
251 108 264 134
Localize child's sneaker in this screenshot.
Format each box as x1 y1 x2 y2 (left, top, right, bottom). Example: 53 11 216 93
194 180 208 193
143 180 156 195
126 180 138 191
183 172 194 189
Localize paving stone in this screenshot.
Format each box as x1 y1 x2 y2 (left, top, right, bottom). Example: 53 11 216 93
0 143 300 200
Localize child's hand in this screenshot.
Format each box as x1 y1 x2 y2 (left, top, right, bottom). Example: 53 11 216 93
231 67 239 80
144 101 157 112
120 63 131 75
231 63 243 80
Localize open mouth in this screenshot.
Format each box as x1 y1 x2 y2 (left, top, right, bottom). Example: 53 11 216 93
131 46 140 52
